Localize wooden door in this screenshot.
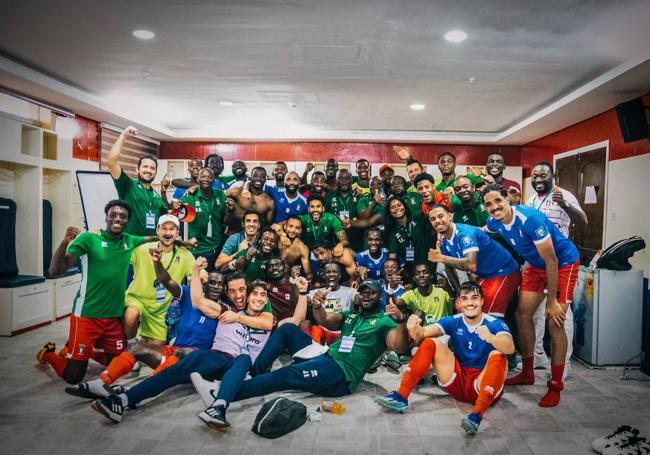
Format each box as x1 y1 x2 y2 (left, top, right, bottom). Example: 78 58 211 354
556 148 606 263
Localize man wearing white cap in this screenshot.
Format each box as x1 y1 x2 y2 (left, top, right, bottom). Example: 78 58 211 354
65 214 195 398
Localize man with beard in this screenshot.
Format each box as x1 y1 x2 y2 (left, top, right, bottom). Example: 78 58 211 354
485 152 521 203
325 169 364 250
198 278 409 421
299 194 348 254
269 161 288 188
355 228 390 281
352 159 371 195
38 200 150 383
413 173 452 216
483 184 580 407
391 175 421 215
302 169 327 199
266 171 307 223
451 175 489 227
108 126 168 236
324 158 339 191
91 277 273 429
215 210 261 271
176 168 227 268
310 241 357 288
435 152 482 193
392 146 425 194
229 227 280 281
427 205 520 318
379 164 395 196
264 257 299 323
226 166 275 227
65 254 223 400
276 215 312 280
375 282 514 435
355 176 385 223
392 263 452 327
525 161 587 378
222 160 248 190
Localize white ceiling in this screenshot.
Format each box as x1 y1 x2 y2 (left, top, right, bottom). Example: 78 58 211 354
0 0 649 144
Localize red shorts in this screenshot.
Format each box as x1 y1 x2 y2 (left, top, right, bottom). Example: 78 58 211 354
310 325 342 346
439 359 503 404
68 315 125 361
476 270 521 317
521 260 580 304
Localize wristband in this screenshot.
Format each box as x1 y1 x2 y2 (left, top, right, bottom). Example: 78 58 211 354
299 290 308 296
228 261 236 270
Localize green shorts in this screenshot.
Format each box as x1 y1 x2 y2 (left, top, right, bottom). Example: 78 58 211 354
124 295 168 342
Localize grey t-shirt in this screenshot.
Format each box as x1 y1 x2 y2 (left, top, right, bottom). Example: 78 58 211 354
308 286 357 313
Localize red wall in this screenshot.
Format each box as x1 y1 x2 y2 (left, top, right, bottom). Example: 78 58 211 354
159 142 522 166
72 115 100 162
521 94 650 177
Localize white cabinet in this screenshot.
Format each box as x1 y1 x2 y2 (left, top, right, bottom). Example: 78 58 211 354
0 282 53 336
49 274 81 320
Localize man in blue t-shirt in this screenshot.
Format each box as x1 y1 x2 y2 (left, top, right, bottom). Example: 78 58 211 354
265 171 308 223
426 204 520 317
355 227 390 281
483 184 580 408
375 281 514 434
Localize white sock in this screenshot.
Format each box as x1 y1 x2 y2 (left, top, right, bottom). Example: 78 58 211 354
118 393 129 407
212 398 227 409
87 379 109 396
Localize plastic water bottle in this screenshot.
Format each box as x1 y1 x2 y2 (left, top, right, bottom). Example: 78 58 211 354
165 298 181 344
320 399 346 414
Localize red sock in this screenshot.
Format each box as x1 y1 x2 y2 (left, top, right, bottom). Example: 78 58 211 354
148 355 179 376
472 353 507 416
539 364 564 407
43 352 68 378
100 352 136 385
310 326 325 345
505 356 535 385
397 338 436 399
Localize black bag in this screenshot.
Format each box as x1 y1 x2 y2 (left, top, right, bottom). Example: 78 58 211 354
596 236 646 271
251 397 307 439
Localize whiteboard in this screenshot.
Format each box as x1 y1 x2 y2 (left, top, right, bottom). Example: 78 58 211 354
76 171 118 231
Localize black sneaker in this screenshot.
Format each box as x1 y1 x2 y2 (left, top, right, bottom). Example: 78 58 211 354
199 404 230 432
66 381 126 400
91 394 124 423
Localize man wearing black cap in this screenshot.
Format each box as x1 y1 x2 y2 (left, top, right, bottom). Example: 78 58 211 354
203 278 410 405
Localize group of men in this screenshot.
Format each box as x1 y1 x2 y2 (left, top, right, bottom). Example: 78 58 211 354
37 125 587 435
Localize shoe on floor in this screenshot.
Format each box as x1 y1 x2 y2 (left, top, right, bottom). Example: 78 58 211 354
66 381 126 400
199 403 230 432
592 425 640 453
57 342 69 358
91 394 124 423
382 352 401 374
461 412 482 435
36 342 56 364
373 391 408 413
190 372 220 408
602 435 650 455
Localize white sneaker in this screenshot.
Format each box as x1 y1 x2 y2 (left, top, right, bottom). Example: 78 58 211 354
592 426 640 453
602 435 649 455
190 372 220 408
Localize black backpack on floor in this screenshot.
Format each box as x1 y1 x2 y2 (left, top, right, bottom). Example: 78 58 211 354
252 397 307 439
596 236 646 271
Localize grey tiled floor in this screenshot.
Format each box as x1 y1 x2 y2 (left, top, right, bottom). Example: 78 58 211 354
2 318 650 455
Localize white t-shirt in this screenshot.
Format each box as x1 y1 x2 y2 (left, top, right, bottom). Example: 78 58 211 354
526 187 582 237
308 286 357 313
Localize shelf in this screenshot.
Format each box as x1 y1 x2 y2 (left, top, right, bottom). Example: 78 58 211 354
20 124 41 158
43 131 58 160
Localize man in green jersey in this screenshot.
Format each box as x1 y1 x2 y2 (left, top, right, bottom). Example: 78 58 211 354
38 200 150 384
435 152 483 193
298 194 348 255
108 126 168 236
393 263 452 327
325 169 363 250
451 175 489 227
176 167 227 269
229 227 280 281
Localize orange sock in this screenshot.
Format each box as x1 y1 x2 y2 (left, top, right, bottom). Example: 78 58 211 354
505 356 535 385
310 326 325 345
397 338 436 399
472 353 507 416
43 352 68 378
539 364 564 407
100 352 136 385
149 355 179 376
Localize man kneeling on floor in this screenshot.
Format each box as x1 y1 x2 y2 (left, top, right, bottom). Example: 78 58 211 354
91 277 273 429
374 281 514 435
195 278 410 430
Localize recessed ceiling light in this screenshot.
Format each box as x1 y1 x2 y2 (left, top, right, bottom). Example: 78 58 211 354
468 77 476 84
410 103 426 111
444 30 467 43
219 100 234 106
133 29 155 40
